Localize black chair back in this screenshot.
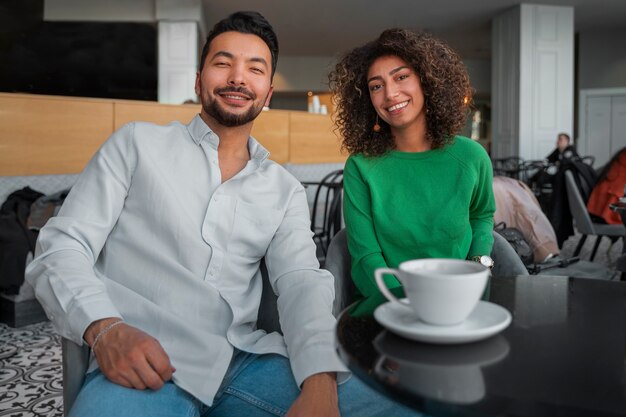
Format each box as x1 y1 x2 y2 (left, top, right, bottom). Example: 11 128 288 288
310 170 344 258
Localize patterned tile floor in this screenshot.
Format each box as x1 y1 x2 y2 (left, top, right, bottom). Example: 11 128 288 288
0 321 63 417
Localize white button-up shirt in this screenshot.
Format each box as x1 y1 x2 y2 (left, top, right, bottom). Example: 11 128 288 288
26 115 348 405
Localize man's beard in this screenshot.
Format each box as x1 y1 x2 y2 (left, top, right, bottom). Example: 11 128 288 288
203 86 266 127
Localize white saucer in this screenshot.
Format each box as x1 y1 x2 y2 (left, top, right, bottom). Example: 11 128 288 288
374 300 512 344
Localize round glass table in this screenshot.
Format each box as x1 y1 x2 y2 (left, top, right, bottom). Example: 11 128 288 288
336 275 626 417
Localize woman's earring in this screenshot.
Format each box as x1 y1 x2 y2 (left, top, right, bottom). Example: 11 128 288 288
373 114 381 132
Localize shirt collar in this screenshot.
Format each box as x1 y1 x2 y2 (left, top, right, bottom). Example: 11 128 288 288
187 114 270 164
187 114 215 146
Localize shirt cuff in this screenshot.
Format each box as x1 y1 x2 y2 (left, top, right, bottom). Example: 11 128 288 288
68 298 122 346
289 343 350 389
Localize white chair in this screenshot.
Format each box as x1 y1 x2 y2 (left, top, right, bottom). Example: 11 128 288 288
564 170 624 261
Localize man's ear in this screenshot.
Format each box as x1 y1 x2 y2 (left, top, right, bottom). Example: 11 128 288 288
264 86 274 107
194 72 201 97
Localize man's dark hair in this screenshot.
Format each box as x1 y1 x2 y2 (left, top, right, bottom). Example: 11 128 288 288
199 11 279 79
558 132 571 142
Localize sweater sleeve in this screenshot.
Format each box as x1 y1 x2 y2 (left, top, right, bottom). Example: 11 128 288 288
343 157 402 314
468 148 496 257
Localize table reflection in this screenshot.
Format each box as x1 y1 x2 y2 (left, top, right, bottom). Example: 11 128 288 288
373 332 509 405
512 275 568 327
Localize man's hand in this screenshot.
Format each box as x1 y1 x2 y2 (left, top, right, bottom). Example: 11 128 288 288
84 318 175 390
287 372 339 417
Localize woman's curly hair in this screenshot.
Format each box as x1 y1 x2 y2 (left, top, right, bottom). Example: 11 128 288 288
329 29 473 156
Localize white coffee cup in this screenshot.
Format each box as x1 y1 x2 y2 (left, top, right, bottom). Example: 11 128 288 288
374 259 489 326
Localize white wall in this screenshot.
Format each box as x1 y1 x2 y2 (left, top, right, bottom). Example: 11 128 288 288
465 59 492 96
273 56 492 95
578 29 626 90
272 56 336 92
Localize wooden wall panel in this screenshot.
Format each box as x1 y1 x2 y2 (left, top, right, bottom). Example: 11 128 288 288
0 94 114 175
114 101 200 130
288 112 346 163
0 93 343 176
251 110 290 164
116 104 290 163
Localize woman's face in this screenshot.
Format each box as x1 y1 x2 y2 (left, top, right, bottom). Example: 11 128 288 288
367 55 426 135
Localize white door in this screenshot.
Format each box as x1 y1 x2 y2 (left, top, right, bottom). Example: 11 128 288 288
611 96 626 160
580 89 626 168
586 96 612 167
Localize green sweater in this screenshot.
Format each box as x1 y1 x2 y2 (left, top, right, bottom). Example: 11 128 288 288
343 136 495 316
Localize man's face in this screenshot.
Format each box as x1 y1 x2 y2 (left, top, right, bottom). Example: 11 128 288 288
195 31 274 128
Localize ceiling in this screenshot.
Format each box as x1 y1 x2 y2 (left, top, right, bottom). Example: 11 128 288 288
201 0 626 59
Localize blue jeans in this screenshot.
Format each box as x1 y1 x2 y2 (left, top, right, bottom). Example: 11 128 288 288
69 351 424 417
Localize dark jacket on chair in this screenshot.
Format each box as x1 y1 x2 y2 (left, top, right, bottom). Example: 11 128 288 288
0 187 43 294
548 160 597 247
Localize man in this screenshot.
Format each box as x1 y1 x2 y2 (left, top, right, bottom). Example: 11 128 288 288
26 11 419 417
546 132 579 164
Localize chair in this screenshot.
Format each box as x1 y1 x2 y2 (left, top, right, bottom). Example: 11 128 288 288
518 159 547 185
579 155 595 167
492 156 525 179
62 337 90 416
564 170 625 261
310 170 344 259
324 228 355 315
491 231 529 277
61 257 352 416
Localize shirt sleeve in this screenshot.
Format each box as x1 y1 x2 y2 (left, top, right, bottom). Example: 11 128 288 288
468 147 496 257
264 184 349 388
342 157 402 302
25 124 136 344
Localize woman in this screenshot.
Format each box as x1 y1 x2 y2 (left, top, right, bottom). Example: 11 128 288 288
329 29 495 316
